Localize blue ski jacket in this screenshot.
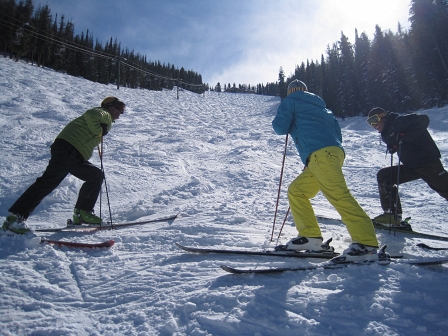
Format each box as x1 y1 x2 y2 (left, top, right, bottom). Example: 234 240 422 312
272 91 343 165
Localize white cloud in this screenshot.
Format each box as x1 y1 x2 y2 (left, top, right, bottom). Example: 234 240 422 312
210 0 411 86
33 0 411 87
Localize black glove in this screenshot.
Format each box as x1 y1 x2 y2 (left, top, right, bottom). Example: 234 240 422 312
387 144 397 154
387 130 404 154
100 123 109 136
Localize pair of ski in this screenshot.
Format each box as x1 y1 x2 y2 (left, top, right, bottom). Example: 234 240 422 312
33 212 179 249
176 242 448 274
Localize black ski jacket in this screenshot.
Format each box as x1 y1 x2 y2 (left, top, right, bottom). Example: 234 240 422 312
381 112 440 168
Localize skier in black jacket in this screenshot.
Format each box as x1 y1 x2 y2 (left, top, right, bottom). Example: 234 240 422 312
367 107 448 225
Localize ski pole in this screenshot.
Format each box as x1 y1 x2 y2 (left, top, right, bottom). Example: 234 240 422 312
394 139 403 222
388 152 394 228
270 134 288 242
276 206 290 244
385 152 398 235
98 145 103 225
98 137 114 229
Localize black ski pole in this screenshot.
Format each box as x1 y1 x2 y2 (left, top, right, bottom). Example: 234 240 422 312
270 134 288 242
389 152 394 227
98 138 113 229
394 139 403 222
276 206 290 244
97 145 103 227
385 150 397 235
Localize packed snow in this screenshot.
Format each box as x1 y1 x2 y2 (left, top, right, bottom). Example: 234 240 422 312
1 56 448 336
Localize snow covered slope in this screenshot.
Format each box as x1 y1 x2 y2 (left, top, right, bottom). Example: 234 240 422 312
1 57 448 335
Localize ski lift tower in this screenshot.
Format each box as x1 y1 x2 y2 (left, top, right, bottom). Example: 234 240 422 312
117 57 127 90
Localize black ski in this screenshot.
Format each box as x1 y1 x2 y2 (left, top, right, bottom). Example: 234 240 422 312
221 263 338 274
221 252 448 275
417 243 448 251
373 222 448 241
35 212 179 232
315 214 448 242
221 258 448 274
175 242 339 259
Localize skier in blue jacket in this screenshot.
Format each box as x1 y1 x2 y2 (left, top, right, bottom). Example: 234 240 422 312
272 80 380 262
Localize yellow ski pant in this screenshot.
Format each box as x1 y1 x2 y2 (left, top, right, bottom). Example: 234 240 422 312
288 146 378 247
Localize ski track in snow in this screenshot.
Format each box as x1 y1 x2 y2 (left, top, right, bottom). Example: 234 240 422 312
1 57 448 335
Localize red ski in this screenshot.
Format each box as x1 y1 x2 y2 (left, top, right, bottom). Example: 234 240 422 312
41 239 115 248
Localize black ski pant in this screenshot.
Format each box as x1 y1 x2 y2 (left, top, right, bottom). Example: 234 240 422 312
9 139 103 219
377 160 448 214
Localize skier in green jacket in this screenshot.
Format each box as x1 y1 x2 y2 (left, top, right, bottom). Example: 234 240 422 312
2 96 125 233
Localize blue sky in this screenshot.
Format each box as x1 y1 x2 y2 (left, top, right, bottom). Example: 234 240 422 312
33 0 411 87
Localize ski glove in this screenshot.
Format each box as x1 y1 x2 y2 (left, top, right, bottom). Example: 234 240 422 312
387 130 405 153
100 123 109 136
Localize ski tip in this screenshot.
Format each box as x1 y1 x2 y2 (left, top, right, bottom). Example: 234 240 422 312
323 237 333 245
221 265 243 274
174 242 189 251
104 239 115 247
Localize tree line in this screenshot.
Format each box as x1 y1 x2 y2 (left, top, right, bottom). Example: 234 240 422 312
0 0 206 93
216 0 448 117
1 0 447 112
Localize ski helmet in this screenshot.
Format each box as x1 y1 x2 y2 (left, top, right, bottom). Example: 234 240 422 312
287 80 307 95
101 96 125 113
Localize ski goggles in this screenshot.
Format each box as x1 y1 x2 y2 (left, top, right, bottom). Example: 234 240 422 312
366 114 383 126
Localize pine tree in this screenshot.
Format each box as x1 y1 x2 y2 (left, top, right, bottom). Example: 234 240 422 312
278 67 286 99
354 29 371 115
409 0 448 106
32 4 52 67
337 32 355 117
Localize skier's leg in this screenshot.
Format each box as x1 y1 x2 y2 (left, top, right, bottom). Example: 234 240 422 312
415 160 448 201
8 141 74 219
377 166 396 213
311 146 378 247
377 165 420 214
287 166 322 237
69 162 103 212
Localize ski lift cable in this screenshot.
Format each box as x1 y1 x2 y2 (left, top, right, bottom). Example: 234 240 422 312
0 16 205 88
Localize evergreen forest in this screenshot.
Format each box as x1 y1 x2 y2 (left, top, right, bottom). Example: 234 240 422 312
0 0 205 93
280 0 448 116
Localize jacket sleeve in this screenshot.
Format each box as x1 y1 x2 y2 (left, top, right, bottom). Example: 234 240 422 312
83 108 112 137
272 99 294 135
391 114 429 143
334 117 342 143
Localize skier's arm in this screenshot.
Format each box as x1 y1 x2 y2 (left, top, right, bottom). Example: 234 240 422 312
334 117 342 143
83 108 112 137
391 114 429 142
272 100 294 135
